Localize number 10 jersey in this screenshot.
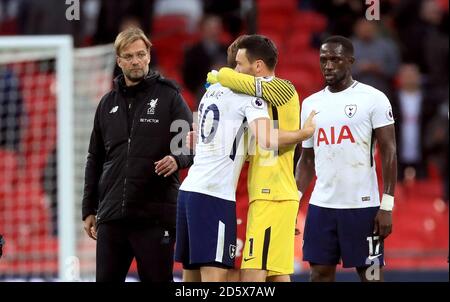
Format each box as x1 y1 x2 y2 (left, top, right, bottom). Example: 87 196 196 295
180 83 269 201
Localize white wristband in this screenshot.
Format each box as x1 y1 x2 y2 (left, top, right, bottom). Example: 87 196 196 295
298 191 303 201
380 194 394 211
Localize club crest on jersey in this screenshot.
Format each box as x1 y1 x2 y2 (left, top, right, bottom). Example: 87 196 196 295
229 245 236 259
147 98 158 115
252 98 264 109
345 104 357 118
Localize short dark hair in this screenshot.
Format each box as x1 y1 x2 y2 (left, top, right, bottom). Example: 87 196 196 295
237 35 278 70
323 35 354 56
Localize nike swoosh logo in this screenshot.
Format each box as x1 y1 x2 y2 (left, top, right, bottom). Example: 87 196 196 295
368 254 382 260
243 257 256 262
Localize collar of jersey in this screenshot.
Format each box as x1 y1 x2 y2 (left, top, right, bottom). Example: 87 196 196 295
256 75 274 82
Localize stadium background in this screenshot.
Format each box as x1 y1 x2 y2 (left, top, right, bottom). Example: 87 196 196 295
0 0 448 281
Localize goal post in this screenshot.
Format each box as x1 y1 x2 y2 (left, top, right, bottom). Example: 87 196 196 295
0 35 75 281
0 36 115 281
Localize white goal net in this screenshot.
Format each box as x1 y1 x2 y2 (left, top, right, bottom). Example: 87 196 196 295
0 36 115 281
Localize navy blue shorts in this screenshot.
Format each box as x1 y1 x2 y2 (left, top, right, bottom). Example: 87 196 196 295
174 190 237 269
303 204 384 268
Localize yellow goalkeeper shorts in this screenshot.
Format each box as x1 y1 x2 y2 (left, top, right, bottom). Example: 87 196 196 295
241 199 299 276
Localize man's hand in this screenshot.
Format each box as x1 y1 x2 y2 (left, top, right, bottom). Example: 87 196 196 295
155 155 178 177
295 191 303 236
301 110 317 140
206 70 219 85
373 209 392 239
186 123 198 149
83 215 97 240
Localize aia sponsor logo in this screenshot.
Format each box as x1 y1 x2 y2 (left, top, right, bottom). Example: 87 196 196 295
317 125 355 146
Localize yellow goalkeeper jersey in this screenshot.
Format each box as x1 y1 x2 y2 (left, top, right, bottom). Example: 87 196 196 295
216 67 300 202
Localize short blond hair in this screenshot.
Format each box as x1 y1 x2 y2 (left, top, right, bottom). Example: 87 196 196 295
114 27 152 56
227 35 249 68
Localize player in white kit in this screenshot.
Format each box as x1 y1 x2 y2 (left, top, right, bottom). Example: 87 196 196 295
296 36 397 282
175 80 315 282
174 82 268 282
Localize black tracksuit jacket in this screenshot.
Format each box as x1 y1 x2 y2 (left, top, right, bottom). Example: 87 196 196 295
82 72 193 228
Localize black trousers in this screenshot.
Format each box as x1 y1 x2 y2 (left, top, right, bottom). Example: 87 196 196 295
96 220 175 282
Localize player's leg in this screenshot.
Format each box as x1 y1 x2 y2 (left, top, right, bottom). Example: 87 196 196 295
241 200 298 282
309 264 337 282
337 206 385 282
303 204 341 282
266 274 291 282
228 185 249 282
265 201 300 282
227 168 249 282
227 268 241 281
200 265 229 282
241 269 267 282
129 223 175 282
240 200 269 282
174 191 194 280
183 268 201 282
264 201 299 282
187 192 237 282
96 220 134 282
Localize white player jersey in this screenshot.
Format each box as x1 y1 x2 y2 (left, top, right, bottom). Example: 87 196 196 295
301 81 394 209
180 83 269 201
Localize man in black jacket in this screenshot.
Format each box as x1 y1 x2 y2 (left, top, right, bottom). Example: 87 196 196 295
82 27 193 282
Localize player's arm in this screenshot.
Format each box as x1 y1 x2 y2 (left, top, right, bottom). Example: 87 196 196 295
278 111 316 146
209 67 295 106
374 124 397 239
82 105 106 240
248 111 316 150
295 100 316 202
295 147 316 202
185 123 197 152
156 93 194 177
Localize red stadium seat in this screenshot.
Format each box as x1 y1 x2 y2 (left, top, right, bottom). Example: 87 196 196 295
179 87 197 111
256 0 297 14
152 15 194 72
257 30 285 53
292 11 328 33
384 175 448 269
285 32 312 53
153 32 192 71
278 68 324 98
438 0 449 11
280 49 320 71
0 235 58 276
152 15 190 37
258 14 290 34
19 72 57 186
0 150 18 203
